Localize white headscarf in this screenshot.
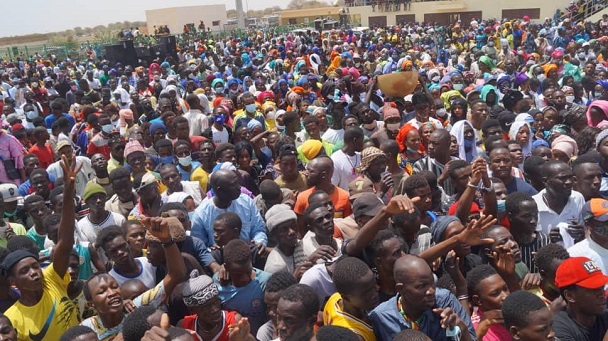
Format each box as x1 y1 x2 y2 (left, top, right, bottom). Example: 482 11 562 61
450 120 478 162
509 121 533 157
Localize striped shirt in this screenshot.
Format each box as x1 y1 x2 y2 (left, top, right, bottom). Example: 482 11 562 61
519 232 550 273
412 156 458 196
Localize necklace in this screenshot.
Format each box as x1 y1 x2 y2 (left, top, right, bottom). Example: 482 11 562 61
346 152 359 175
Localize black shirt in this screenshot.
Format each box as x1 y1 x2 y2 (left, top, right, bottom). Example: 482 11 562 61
553 310 608 341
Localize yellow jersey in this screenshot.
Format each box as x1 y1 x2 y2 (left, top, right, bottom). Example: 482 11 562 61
322 293 376 341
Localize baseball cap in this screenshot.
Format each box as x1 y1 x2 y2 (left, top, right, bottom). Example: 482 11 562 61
582 198 608 222
348 177 375 200
0 184 21 203
55 140 72 153
555 257 608 289
134 172 158 192
352 192 384 219
6 114 21 125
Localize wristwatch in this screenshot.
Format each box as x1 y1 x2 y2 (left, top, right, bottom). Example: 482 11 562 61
161 239 175 248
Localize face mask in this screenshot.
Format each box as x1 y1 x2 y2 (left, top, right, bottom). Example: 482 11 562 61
497 199 506 213
215 87 225 93
355 62 361 68
101 124 114 134
578 53 586 60
159 156 174 164
26 111 38 120
596 91 603 98
178 155 192 167
565 95 575 103
214 115 226 125
70 85 78 91
386 123 401 132
517 50 524 55
406 146 419 154
245 104 257 113
436 108 447 117
453 83 464 91
431 76 440 83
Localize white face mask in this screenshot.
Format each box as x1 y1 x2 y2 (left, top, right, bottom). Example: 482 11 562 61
266 110 276 120
453 83 464 91
386 123 401 132
565 95 575 103
101 124 114 134
178 155 192 167
436 108 447 117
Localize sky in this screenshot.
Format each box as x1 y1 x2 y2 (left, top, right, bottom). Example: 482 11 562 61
3 0 286 37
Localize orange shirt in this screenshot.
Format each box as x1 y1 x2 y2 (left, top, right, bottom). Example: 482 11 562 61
28 143 54 169
294 186 352 219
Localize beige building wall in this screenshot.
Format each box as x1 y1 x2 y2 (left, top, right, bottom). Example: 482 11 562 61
146 5 228 34
281 1 572 28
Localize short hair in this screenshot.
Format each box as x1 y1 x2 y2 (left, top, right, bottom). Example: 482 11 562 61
96 225 125 252
302 115 319 127
234 141 254 158
109 167 132 182
223 239 251 265
266 271 297 293
49 186 64 205
316 326 360 341
304 202 327 224
505 191 535 215
448 159 469 179
30 169 49 181
172 116 189 129
7 235 38 253
572 151 601 170
391 207 421 227
436 273 455 293
419 170 438 190
24 194 44 211
23 153 39 163
60 325 96 341
535 243 570 275
214 212 242 231
155 138 173 152
481 119 501 135
466 264 499 296
215 143 235 160
283 111 300 127
392 329 431 341
259 180 281 200
122 305 158 341
502 290 548 329
523 155 546 177
280 284 319 318
411 91 429 107
370 229 403 262
174 139 190 151
542 160 568 176
401 174 429 198
158 202 189 217
343 126 364 142
43 214 61 232
332 257 372 295
484 135 507 153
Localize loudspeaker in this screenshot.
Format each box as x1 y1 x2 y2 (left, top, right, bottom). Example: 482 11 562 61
151 44 168 59
121 40 134 50
159 35 176 51
105 43 137 66
135 47 151 58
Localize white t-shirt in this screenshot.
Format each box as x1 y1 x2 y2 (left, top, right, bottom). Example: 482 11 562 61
77 211 126 244
211 125 229 145
406 117 443 130
568 238 608 275
330 149 361 190
264 243 300 274
109 257 157 289
299 261 336 309
322 129 344 146
532 189 584 248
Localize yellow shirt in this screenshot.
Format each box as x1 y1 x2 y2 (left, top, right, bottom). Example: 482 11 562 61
191 166 211 193
0 222 26 248
322 293 376 341
6 263 80 341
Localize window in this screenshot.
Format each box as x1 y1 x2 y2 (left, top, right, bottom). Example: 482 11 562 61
212 20 220 26
289 18 297 24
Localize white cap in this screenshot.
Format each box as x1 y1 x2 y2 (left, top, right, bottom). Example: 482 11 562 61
0 183 21 203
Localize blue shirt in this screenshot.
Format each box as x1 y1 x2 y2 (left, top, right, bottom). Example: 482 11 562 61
19 173 57 196
369 289 476 341
214 268 270 335
190 193 268 246
505 177 538 196
45 113 76 129
177 161 202 181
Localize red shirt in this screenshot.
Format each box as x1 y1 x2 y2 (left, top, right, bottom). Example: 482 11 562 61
181 310 238 341
28 143 54 169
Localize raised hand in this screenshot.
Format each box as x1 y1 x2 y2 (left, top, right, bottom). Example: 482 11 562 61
385 195 420 215
456 214 496 246
228 317 254 341
59 154 83 188
141 217 172 243
492 245 516 277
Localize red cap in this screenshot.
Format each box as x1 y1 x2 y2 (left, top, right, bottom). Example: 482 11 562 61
555 257 608 289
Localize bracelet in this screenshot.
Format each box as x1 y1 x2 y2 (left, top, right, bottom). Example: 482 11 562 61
480 180 494 193
161 239 175 248
467 182 478 189
457 295 469 301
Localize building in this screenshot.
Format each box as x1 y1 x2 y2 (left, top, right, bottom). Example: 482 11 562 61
280 0 574 28
145 5 229 34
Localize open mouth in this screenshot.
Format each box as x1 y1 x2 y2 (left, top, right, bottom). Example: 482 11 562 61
108 296 122 308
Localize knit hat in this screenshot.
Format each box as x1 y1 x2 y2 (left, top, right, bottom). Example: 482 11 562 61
1 250 38 277
430 216 460 244
596 129 608 148
82 182 107 202
145 217 186 243
265 204 297 233
181 270 219 307
358 147 386 172
299 140 324 160
383 106 401 120
149 122 167 137
124 139 145 159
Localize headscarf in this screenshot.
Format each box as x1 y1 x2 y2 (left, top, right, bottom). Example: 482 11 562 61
509 121 533 157
480 84 498 105
478 56 496 70
440 90 465 111
450 120 478 162
542 63 558 77
431 216 460 244
358 147 386 172
396 123 422 153
586 100 608 128
551 135 579 160
118 109 133 128
247 119 263 132
197 94 211 114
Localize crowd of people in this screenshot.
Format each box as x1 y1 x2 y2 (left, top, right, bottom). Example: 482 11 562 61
1 3 608 341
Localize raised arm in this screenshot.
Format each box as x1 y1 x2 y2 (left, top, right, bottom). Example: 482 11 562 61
53 155 81 277
142 217 187 296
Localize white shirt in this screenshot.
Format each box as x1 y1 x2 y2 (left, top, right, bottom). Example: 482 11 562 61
532 189 584 248
330 149 361 190
183 109 208 136
211 125 229 145
568 237 608 275
47 156 95 197
77 211 126 243
322 128 344 146
406 117 443 130
109 257 157 289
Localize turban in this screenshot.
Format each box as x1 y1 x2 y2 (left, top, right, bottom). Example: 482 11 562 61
181 270 219 307
551 135 578 160
543 63 558 76
431 216 460 244
358 147 386 172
